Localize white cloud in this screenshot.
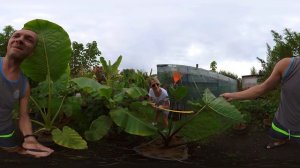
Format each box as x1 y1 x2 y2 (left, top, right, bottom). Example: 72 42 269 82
0 0 299 77
186 43 204 58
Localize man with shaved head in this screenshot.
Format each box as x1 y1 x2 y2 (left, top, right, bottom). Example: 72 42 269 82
0 29 53 157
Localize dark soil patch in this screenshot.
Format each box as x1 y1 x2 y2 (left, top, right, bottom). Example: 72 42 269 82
134 136 188 161
1 123 300 168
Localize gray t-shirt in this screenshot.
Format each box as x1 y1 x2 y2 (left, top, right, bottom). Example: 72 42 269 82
0 57 27 133
276 57 300 131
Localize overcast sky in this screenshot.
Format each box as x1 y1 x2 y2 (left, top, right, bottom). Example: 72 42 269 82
1 0 300 77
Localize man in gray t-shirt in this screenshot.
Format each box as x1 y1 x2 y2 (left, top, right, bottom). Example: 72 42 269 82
0 29 53 157
221 57 300 149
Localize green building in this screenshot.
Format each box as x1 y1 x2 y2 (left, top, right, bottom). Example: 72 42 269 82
157 64 238 102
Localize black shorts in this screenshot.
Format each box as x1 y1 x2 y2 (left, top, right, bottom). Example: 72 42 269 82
269 118 300 143
0 128 18 148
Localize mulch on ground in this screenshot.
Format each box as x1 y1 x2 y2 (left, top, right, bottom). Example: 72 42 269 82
1 123 300 168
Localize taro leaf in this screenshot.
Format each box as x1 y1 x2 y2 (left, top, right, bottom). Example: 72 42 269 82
203 89 243 122
124 87 147 99
52 66 70 95
21 19 71 82
52 126 87 149
85 115 112 141
109 107 157 136
62 96 82 117
49 97 63 117
72 77 112 99
30 67 69 99
31 80 48 98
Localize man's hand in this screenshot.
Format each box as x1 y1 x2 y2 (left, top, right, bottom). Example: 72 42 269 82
220 93 235 101
22 137 54 158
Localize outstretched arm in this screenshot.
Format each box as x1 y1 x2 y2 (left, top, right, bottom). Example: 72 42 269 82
19 82 54 157
221 58 291 101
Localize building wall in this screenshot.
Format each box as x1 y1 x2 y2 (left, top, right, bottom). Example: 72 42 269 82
242 75 260 90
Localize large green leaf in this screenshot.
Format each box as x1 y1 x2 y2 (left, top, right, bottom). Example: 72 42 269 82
203 89 244 122
52 66 70 95
49 97 64 117
52 126 87 149
208 97 244 121
72 77 103 90
62 96 82 117
109 107 157 136
202 88 216 104
124 87 148 99
21 19 71 82
178 110 235 141
111 55 122 72
30 67 69 100
72 77 112 99
129 101 155 122
169 86 188 101
85 115 112 141
173 89 243 142
99 57 108 73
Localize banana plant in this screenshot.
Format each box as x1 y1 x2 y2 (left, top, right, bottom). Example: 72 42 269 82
71 77 155 141
72 73 243 146
21 19 87 149
99 55 122 87
112 88 244 147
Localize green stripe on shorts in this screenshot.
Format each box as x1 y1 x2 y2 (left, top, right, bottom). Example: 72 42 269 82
272 123 300 138
0 130 14 138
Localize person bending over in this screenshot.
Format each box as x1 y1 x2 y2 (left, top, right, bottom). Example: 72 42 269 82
148 78 170 128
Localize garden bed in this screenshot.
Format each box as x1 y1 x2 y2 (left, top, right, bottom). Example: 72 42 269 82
1 122 300 168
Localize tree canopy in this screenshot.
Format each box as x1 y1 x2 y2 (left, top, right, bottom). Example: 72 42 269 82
210 61 217 72
218 70 238 79
0 25 15 57
257 28 300 81
70 41 101 77
250 66 258 75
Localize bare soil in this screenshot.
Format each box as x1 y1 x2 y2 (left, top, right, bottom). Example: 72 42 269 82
1 123 300 168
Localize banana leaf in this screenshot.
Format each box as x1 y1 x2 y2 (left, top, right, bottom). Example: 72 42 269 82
177 109 235 141
72 77 112 99
203 89 244 121
177 88 243 141
124 87 148 99
109 107 157 136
